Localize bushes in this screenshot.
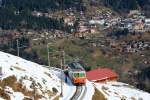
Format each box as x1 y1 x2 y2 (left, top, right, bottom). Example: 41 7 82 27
52 87 58 94
84 66 91 71
0 75 17 88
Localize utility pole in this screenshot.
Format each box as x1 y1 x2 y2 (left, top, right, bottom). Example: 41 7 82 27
0 67 2 76
60 58 63 97
60 50 65 97
16 39 19 57
62 50 65 66
32 80 36 100
47 44 50 67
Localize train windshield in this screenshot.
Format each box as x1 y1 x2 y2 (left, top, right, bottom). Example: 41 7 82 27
79 73 85 77
74 73 79 77
74 72 85 78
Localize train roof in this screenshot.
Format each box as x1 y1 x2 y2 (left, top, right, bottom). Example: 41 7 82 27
68 62 85 71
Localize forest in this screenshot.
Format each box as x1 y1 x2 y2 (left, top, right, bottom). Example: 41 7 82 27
0 0 85 31
95 0 150 16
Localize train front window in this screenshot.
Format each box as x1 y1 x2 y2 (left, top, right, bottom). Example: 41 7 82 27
79 73 85 77
74 73 85 78
74 73 79 78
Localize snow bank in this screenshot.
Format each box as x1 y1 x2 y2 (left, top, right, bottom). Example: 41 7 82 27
94 81 150 100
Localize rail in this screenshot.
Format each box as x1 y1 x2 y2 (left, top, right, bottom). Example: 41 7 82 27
70 85 87 100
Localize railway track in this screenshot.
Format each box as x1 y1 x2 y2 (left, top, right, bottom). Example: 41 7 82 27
70 85 87 100
48 67 87 100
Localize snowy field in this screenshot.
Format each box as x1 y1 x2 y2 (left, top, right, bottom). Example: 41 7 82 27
94 81 150 100
0 51 77 100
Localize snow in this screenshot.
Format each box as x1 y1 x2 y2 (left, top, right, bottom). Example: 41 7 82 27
82 80 95 100
94 81 150 100
59 77 76 100
0 51 61 92
22 79 33 91
5 86 25 100
51 68 76 100
0 51 89 100
0 51 83 100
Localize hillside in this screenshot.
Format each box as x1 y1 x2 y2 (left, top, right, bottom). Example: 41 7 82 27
90 0 150 16
1 0 85 11
0 51 95 100
0 51 62 99
1 0 149 31
0 51 77 100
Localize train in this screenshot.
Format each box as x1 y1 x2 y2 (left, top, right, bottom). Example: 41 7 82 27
65 62 86 85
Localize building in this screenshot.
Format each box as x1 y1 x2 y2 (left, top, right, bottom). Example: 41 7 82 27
128 10 141 17
89 20 105 25
145 19 150 28
133 21 144 31
86 68 118 83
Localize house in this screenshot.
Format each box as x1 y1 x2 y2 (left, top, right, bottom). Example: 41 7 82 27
32 11 43 17
86 68 118 83
145 19 150 24
128 10 141 18
133 21 144 31
89 20 105 25
145 19 150 26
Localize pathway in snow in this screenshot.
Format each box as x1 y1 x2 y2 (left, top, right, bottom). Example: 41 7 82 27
60 77 76 100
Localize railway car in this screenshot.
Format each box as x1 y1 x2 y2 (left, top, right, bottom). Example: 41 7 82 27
67 62 86 85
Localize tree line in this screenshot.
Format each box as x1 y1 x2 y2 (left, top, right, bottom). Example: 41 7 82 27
0 7 73 32
1 0 85 12
0 0 86 31
92 0 150 16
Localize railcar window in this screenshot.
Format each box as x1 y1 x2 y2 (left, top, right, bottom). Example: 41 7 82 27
74 73 85 78
74 73 79 77
79 73 85 77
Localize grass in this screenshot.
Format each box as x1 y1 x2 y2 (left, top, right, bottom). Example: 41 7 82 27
31 38 123 68
92 88 106 100
32 44 48 64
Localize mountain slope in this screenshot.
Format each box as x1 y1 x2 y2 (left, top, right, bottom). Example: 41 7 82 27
0 51 62 100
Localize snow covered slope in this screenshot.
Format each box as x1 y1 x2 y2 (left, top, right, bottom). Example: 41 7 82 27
94 81 150 100
0 51 94 100
0 51 64 100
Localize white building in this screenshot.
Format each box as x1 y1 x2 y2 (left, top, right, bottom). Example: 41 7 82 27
89 20 105 25
145 19 150 26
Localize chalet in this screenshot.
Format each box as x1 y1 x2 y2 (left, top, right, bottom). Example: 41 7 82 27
86 68 118 83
